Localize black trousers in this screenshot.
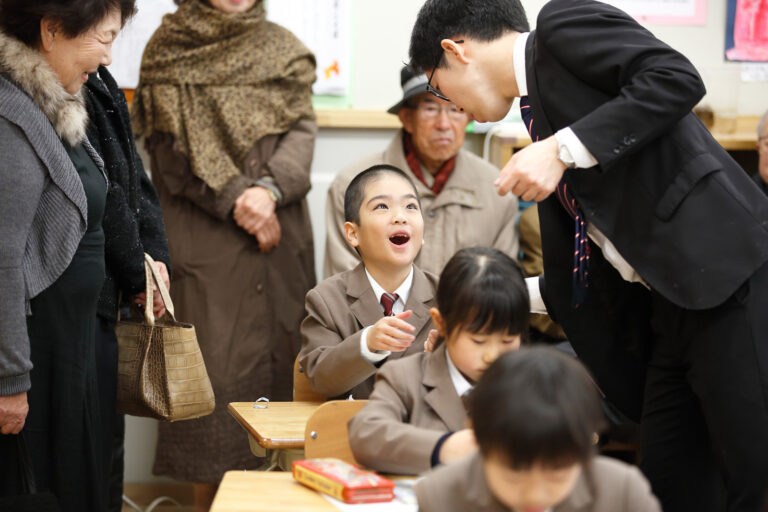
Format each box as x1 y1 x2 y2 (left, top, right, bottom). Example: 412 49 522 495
95 316 126 512
641 261 768 512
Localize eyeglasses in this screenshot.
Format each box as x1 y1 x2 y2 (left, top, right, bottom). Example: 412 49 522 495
415 102 467 121
426 40 464 103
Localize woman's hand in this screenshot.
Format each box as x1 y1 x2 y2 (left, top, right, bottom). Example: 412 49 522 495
0 392 28 435
135 261 170 318
233 186 276 235
254 212 281 253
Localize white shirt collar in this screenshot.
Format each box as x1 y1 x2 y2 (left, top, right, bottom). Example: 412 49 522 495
445 347 474 398
364 266 414 312
514 31 530 97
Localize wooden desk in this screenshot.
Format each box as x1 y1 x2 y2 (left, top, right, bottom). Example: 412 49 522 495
211 471 336 512
228 401 322 452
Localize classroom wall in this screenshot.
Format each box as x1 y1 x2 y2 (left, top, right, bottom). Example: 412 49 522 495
124 0 766 484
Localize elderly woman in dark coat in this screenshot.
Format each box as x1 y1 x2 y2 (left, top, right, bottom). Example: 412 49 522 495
84 65 171 512
0 1 136 511
132 0 317 509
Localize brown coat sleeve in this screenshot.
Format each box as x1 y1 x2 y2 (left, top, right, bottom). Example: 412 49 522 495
147 132 256 220
299 286 379 398
257 118 317 206
348 355 446 475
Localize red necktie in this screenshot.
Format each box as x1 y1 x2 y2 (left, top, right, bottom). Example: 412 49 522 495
520 96 590 306
380 293 399 317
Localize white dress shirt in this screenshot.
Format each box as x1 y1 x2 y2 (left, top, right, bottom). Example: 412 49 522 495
359 266 415 363
514 32 646 314
445 347 473 398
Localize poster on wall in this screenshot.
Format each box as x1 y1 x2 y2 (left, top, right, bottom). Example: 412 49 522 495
108 0 177 89
267 0 350 96
600 0 706 25
725 0 768 62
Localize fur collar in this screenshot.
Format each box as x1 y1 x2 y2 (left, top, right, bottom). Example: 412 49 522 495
0 30 87 145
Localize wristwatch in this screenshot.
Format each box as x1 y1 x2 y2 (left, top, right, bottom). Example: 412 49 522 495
557 141 577 169
266 188 279 203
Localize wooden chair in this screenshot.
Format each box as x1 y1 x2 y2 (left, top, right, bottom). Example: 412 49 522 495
293 356 326 402
304 400 367 465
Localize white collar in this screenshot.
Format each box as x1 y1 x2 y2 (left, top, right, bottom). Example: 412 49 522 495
364 266 414 308
445 346 474 398
514 32 530 97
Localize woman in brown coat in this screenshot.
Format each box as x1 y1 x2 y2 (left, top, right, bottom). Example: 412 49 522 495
132 0 316 508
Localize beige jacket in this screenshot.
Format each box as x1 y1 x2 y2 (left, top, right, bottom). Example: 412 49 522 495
348 343 467 475
324 131 519 278
415 452 661 512
299 263 438 399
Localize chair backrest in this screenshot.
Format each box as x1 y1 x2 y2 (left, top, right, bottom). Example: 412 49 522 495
304 400 367 465
293 355 326 402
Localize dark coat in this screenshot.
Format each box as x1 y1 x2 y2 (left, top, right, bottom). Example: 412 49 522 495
84 66 170 321
528 0 768 420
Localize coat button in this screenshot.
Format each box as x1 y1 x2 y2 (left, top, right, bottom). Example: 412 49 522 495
613 146 621 155
623 135 633 146
428 210 436 218
249 158 258 169
256 283 263 293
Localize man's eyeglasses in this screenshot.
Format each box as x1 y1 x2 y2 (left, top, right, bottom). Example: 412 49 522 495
416 102 467 121
426 40 463 103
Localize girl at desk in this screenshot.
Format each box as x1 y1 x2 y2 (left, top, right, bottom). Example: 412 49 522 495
348 247 529 475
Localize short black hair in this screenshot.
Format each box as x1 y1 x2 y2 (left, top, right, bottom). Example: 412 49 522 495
435 247 529 346
343 164 421 225
470 347 607 470
0 0 136 48
409 0 529 73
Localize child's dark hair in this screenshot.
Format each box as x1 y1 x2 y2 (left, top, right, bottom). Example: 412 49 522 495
435 247 529 346
470 347 607 470
409 0 530 73
344 164 421 224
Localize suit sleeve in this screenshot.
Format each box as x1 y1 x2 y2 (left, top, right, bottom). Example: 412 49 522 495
299 288 379 397
537 0 705 169
323 174 362 279
622 465 662 511
348 361 446 475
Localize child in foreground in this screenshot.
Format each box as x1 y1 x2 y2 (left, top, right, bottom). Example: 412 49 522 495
415 347 661 512
348 247 529 475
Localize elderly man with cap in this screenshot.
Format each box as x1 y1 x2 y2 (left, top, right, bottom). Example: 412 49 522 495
323 65 519 278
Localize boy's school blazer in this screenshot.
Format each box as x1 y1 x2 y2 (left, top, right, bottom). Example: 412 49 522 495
348 342 468 475
415 452 661 512
299 263 438 399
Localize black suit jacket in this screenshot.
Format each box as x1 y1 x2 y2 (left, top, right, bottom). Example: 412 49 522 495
528 0 768 420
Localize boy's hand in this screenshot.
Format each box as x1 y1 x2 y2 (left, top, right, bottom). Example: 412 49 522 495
439 428 478 464
423 329 439 352
367 310 415 353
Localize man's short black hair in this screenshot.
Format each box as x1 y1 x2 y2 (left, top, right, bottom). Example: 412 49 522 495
0 0 136 48
409 0 529 73
343 164 421 225
469 347 607 470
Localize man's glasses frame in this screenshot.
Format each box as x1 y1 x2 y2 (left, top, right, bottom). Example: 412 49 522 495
426 40 464 102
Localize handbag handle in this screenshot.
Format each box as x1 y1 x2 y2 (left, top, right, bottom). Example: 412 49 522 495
143 253 176 326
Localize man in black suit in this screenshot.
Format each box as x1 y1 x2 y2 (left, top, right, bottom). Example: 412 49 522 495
409 1 768 511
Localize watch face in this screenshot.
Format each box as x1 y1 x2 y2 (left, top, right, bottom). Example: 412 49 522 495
558 145 576 168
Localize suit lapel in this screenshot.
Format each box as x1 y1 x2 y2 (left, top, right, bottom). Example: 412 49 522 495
422 344 468 431
554 466 593 512
347 264 384 329
525 31 554 138
391 266 435 360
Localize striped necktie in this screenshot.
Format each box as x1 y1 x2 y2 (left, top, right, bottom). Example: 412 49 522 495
519 96 590 306
380 293 399 317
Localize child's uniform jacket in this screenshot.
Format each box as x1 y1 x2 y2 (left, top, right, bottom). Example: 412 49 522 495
348 342 467 475
415 452 662 512
299 262 438 399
